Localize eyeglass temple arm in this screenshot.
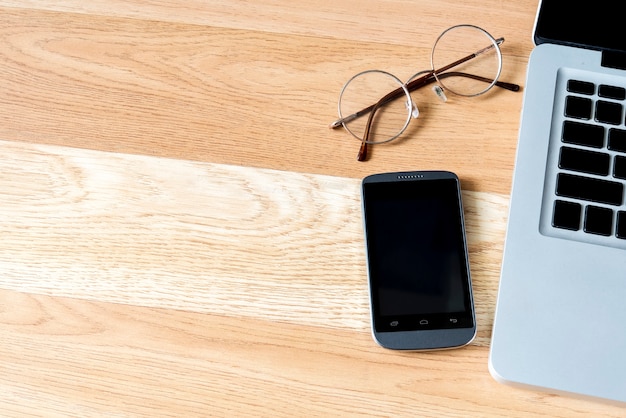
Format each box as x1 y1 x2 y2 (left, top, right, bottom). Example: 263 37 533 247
329 72 519 129
356 73 519 161
441 72 520 92
330 37 519 130
329 72 438 131
357 76 411 160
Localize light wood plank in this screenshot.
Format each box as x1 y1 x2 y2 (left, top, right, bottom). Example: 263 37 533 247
0 0 538 51
2 290 623 417
0 6 528 194
0 140 507 345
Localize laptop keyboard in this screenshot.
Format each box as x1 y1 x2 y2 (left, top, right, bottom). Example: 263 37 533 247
546 76 626 245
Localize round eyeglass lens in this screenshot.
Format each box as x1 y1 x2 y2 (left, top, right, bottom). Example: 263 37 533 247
430 25 502 97
338 69 412 144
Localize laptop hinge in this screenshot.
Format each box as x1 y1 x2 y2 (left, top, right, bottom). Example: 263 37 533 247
601 50 626 70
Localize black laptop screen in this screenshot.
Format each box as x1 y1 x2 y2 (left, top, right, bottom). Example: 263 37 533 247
535 0 626 53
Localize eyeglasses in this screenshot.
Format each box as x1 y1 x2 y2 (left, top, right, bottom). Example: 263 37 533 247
329 24 521 161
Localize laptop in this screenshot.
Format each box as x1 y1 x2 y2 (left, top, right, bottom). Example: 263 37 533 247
489 0 626 405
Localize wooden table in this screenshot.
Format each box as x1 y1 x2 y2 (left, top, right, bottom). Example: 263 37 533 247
1 1 624 416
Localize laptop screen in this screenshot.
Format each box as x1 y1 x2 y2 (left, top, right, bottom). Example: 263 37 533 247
535 0 626 53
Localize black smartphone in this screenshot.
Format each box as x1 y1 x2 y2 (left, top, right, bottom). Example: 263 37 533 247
361 171 476 350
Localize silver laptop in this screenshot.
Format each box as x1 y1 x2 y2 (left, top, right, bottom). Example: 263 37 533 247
489 0 626 405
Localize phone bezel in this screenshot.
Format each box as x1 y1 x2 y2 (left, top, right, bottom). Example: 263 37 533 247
361 171 476 351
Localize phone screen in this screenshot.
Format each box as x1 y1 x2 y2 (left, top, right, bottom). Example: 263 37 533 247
362 172 474 344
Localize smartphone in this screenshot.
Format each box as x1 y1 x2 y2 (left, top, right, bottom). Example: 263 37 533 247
361 171 476 350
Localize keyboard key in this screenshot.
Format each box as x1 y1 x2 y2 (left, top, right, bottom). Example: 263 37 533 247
556 173 624 205
584 205 613 236
565 96 593 119
599 84 626 100
597 102 623 125
553 200 581 230
562 121 604 148
614 155 626 179
567 80 595 95
595 100 623 125
608 128 626 153
559 146 610 176
617 211 626 239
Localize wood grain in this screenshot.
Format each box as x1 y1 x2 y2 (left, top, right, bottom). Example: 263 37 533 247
1 140 624 416
1 290 623 417
0 140 505 341
0 0 538 49
2 0 625 415
0 4 530 194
